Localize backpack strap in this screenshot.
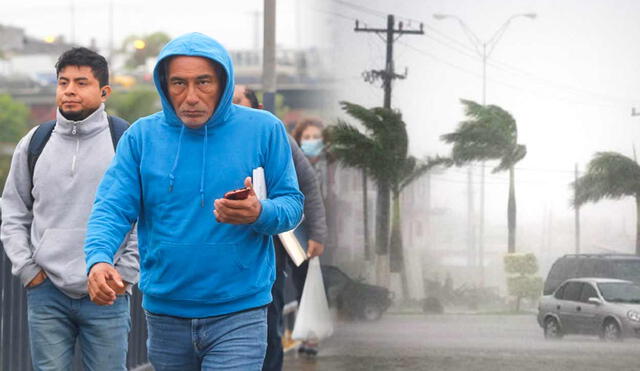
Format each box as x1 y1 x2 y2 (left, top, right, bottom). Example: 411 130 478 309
27 115 130 191
27 120 56 185
107 115 130 150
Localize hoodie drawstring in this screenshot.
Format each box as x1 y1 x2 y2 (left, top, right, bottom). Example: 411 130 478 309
168 125 207 208
168 125 185 192
200 125 207 208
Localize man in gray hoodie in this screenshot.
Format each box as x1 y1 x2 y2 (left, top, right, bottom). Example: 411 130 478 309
0 47 138 371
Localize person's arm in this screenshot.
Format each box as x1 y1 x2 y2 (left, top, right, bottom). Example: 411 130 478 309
0 129 43 287
213 120 303 233
84 128 142 304
113 223 139 288
251 122 304 235
288 135 327 257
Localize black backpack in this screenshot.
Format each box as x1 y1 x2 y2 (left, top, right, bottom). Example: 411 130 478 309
27 115 130 184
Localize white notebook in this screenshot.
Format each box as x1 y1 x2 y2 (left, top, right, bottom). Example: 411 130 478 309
253 167 307 267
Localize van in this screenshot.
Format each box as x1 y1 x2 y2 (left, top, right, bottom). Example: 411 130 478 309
543 254 640 295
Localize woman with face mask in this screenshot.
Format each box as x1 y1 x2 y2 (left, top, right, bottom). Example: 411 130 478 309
294 119 327 198
290 118 334 357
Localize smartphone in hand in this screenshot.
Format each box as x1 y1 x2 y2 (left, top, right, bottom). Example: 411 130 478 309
224 187 251 200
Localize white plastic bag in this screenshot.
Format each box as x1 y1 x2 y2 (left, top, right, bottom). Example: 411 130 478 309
291 257 334 341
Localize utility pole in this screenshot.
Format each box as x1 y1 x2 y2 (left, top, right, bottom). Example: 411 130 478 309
70 0 76 44
467 166 476 267
262 0 276 114
354 15 423 285
574 163 580 254
108 0 114 64
355 15 424 109
251 11 262 50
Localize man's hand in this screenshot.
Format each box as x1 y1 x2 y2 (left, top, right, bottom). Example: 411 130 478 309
27 270 47 288
88 262 124 305
214 177 262 224
107 279 130 296
307 240 325 258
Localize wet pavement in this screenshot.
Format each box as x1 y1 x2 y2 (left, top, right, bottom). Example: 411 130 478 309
283 313 640 371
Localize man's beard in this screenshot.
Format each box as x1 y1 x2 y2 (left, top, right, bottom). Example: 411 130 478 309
60 108 95 122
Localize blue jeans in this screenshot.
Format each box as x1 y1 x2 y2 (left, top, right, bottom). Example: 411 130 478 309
146 306 268 371
26 278 131 371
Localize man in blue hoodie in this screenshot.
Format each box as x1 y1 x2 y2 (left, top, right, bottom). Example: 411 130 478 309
83 33 303 370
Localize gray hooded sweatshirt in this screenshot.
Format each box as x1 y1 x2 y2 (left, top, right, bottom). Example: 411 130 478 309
1 104 139 299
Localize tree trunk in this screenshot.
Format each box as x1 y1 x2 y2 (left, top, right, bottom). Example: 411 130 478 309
375 181 391 287
508 166 516 253
363 169 371 261
389 190 410 300
389 190 403 272
636 196 640 255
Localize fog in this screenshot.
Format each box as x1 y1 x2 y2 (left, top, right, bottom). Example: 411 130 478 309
2 0 640 369
1 0 330 50
3 0 639 298
326 0 640 286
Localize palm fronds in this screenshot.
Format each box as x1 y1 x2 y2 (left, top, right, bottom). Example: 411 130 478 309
573 152 640 206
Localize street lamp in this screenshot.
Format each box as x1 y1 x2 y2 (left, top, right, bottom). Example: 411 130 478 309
433 12 535 283
133 39 146 50
433 13 536 105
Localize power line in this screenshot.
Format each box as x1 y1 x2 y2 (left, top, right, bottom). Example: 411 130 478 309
328 2 639 106
331 0 387 19
354 14 424 109
395 15 640 106
312 7 359 23
399 40 634 110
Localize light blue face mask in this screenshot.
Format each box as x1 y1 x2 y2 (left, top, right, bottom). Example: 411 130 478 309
300 139 324 157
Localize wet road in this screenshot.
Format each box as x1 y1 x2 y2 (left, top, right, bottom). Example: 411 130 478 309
283 313 640 371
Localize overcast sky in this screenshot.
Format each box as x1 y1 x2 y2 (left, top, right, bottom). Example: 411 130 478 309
3 0 639 255
0 0 330 51
326 0 640 256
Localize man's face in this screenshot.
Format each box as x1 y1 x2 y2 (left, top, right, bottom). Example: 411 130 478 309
233 85 252 107
167 56 223 129
56 65 109 121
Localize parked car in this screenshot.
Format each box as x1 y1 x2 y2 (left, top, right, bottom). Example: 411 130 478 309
543 254 640 295
321 265 393 321
538 277 640 341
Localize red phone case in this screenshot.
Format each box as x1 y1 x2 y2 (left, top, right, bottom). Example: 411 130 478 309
224 187 251 200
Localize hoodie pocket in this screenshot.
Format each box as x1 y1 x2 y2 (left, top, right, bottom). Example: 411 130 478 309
33 228 88 296
142 241 250 302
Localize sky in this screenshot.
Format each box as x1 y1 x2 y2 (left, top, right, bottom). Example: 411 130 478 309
2 0 640 257
0 0 330 51
326 0 640 257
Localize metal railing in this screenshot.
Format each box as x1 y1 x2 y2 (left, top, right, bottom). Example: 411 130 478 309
0 247 149 371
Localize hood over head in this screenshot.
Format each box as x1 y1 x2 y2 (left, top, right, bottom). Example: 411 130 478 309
153 32 235 129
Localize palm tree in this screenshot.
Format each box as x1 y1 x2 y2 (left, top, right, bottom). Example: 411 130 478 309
327 101 446 293
389 155 450 298
573 152 640 255
441 99 526 253
326 102 411 286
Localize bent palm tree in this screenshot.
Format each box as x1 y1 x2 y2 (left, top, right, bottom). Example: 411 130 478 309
327 101 446 294
326 102 404 285
389 155 450 297
441 99 526 253
573 152 640 255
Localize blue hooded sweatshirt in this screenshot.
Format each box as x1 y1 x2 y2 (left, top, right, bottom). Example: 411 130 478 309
84 33 304 318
